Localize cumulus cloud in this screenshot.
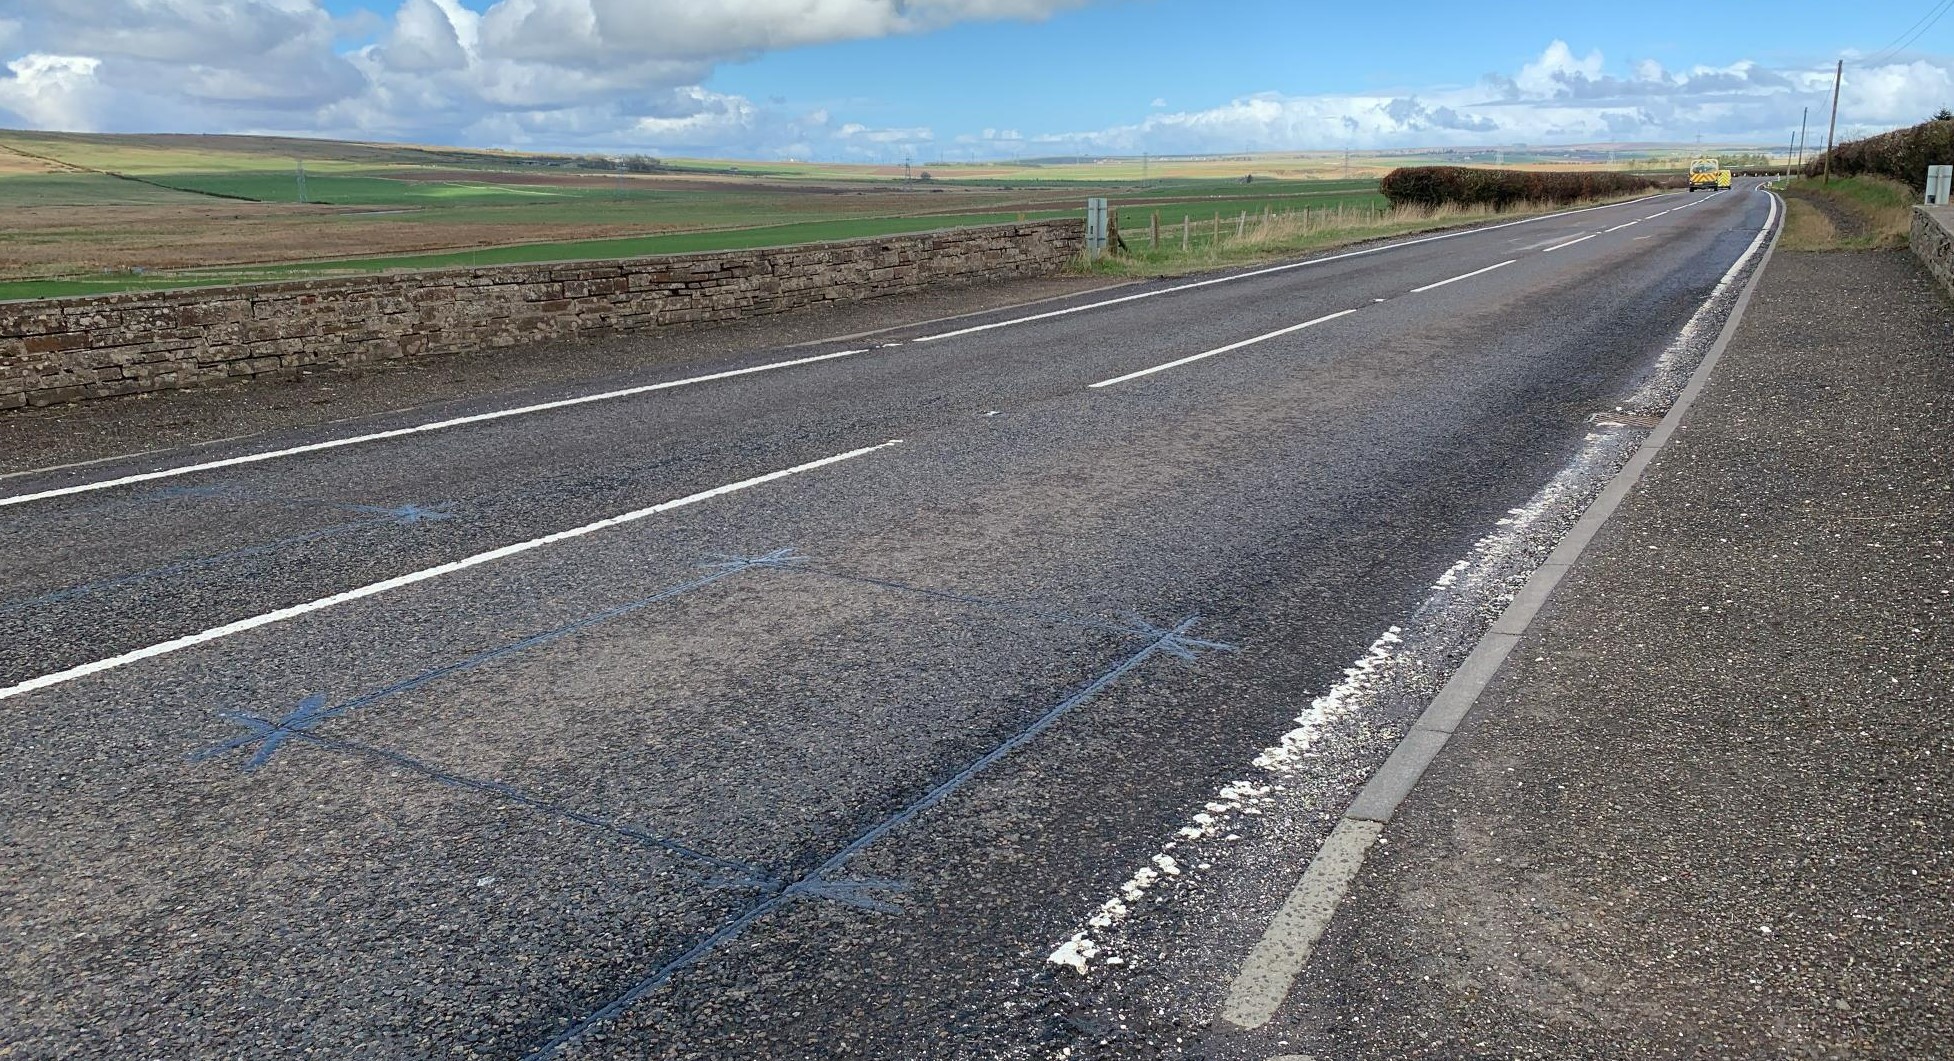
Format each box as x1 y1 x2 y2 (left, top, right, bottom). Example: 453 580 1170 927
0 53 103 130
1014 41 1954 158
0 0 1095 154
0 10 1947 163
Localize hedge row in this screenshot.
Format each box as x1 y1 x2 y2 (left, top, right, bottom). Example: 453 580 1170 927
1807 119 1954 188
1379 167 1672 209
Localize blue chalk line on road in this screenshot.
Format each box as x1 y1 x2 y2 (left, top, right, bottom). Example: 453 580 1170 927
187 550 786 765
0 442 902 704
520 614 1239 1060
0 501 455 615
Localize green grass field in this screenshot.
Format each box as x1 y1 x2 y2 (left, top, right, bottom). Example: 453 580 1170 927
0 128 1718 302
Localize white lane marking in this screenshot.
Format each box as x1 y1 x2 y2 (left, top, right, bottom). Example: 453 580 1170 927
4 195 1674 505
1212 189 1786 1025
1541 233 1599 253
1604 220 1640 233
0 348 871 509
1409 259 1516 293
913 194 1668 344
1643 210 1671 219
0 440 901 703
1087 309 1358 389
1220 817 1383 1028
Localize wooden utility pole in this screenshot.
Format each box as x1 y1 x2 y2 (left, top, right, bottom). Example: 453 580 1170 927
1797 106 1809 168
1822 61 1842 184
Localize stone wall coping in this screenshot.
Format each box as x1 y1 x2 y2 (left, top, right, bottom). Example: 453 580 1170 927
1910 205 1954 298
0 218 1085 310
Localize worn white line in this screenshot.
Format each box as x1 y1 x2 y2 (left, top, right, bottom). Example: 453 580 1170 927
0 348 872 509
1215 190 1785 1030
1220 818 1383 1028
1541 233 1600 253
1409 259 1516 293
1087 309 1358 389
0 447 180 483
0 440 901 702
913 194 1668 344
1604 220 1640 233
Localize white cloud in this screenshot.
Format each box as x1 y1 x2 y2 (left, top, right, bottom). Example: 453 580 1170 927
473 0 1085 67
0 53 104 130
379 0 468 73
0 12 1946 163
0 0 1087 157
1018 41 1954 157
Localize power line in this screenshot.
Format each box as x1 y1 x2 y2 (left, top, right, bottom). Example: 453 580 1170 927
1864 0 1954 65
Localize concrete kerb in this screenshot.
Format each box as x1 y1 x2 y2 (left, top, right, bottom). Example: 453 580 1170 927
1216 188 1786 1034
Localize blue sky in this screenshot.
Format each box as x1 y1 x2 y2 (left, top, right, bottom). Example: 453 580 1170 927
1 0 1948 159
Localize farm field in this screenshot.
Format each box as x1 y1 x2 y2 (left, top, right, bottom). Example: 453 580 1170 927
0 130 1753 300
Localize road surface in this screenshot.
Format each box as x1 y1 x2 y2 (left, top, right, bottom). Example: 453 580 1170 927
1 185 1776 1059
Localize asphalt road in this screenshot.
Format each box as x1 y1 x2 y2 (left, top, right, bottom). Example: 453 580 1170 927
0 185 1776 1060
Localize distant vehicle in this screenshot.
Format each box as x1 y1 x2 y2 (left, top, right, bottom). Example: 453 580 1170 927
1688 158 1733 192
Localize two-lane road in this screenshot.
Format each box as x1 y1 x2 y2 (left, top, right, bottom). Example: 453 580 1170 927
1 184 1775 1059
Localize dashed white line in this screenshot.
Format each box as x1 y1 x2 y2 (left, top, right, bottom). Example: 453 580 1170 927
0 348 872 509
1542 233 1600 253
1088 309 1358 388
913 193 1668 345
0 439 902 703
1409 259 1516 293
1644 210 1671 219
1604 220 1640 233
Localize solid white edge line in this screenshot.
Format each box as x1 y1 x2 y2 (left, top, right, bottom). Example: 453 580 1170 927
0 439 902 703
1409 259 1516 293
912 193 1670 344
1541 233 1600 253
1217 187 1783 1031
0 348 872 509
1087 309 1359 389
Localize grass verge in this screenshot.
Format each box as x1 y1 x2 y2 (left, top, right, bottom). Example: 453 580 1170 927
1776 176 1915 251
1071 193 1660 278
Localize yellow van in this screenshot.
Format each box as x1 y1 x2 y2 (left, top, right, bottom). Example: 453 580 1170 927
1688 158 1733 192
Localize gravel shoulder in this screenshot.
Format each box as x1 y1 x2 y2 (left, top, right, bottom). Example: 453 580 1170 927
1276 248 1954 1058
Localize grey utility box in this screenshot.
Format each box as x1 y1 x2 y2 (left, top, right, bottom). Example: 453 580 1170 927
1085 198 1109 259
1927 165 1953 206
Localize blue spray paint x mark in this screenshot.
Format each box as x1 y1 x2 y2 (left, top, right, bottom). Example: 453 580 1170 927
0 502 457 615
191 693 335 771
521 615 1237 1061
187 550 790 769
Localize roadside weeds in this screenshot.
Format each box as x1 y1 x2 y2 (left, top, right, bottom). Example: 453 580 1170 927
1071 192 1664 279
1775 175 1914 251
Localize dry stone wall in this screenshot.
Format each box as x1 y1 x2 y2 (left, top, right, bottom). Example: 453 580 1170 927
1911 206 1954 298
0 219 1084 410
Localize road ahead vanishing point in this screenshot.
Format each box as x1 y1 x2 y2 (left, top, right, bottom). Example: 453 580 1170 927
3 185 1777 1059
